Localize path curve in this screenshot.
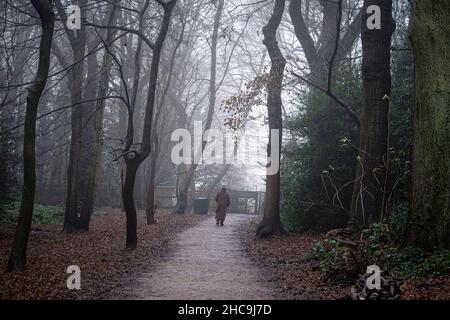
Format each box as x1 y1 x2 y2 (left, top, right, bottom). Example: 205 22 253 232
127 214 279 300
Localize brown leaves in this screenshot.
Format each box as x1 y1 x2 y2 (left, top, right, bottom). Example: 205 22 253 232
400 276 450 300
240 219 349 299
221 74 268 131
240 219 450 300
0 209 206 299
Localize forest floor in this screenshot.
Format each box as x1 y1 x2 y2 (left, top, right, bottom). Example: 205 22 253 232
241 216 450 300
240 217 348 299
1 210 449 300
0 208 206 299
117 213 284 299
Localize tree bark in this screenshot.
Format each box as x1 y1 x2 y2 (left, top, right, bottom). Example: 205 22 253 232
6 0 54 272
57 0 117 232
145 155 158 224
407 0 450 250
256 0 286 239
348 0 395 229
58 0 87 232
121 0 177 248
145 20 184 223
173 0 224 214
122 158 139 249
78 4 118 231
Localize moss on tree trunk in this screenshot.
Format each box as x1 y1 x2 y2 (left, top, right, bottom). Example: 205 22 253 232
408 0 450 250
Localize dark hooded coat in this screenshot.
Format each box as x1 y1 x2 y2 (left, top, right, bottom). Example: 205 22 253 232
215 189 230 220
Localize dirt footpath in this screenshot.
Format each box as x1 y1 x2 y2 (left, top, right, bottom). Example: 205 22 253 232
124 214 282 300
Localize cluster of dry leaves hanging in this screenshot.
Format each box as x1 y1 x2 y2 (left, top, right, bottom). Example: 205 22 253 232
0 209 206 299
241 218 450 300
220 74 268 131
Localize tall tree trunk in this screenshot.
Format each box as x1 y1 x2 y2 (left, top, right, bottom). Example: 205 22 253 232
256 0 286 239
407 0 450 250
6 0 54 272
348 0 395 229
173 0 224 214
122 0 177 248
58 0 118 232
145 21 184 223
60 0 87 232
76 37 99 229
78 5 118 231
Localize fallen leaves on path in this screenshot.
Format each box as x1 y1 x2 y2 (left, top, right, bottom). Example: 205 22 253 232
0 209 206 300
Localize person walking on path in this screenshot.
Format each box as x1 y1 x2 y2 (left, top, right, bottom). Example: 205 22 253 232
215 187 230 226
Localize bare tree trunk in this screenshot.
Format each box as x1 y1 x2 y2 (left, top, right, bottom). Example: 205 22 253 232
407 0 450 250
348 0 395 229
57 0 117 232
76 37 99 229
78 4 118 231
122 0 177 248
58 0 87 232
122 158 139 248
145 154 158 224
6 0 54 272
256 0 286 239
145 21 185 223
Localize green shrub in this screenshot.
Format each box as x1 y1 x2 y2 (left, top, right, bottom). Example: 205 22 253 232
388 247 450 278
361 223 390 262
313 239 361 282
312 222 450 282
280 65 360 233
0 201 64 225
